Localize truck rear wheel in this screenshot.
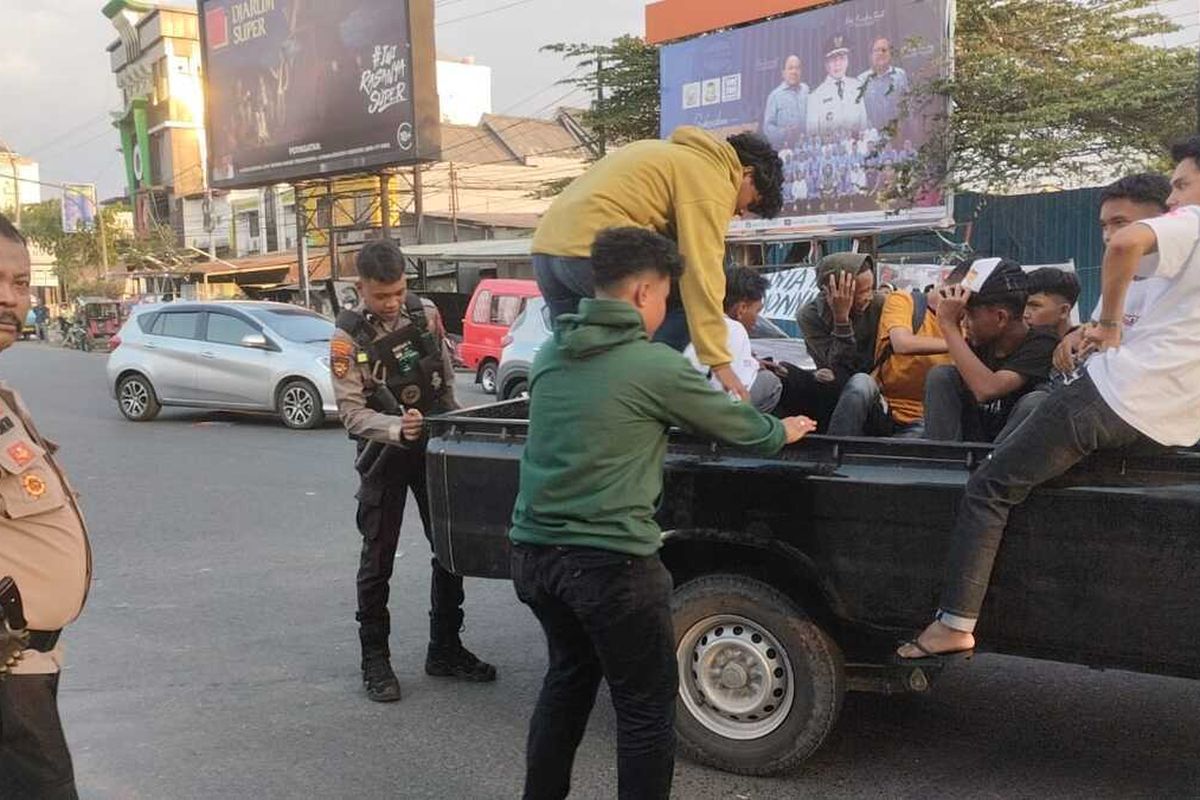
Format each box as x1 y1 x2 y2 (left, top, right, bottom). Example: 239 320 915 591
672 574 844 776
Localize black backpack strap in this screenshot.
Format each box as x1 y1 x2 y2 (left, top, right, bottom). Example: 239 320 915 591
404 292 431 334
335 309 375 351
871 289 929 374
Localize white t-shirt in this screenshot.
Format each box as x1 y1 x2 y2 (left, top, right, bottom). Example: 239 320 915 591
1087 205 1200 446
1089 276 1171 330
685 317 759 393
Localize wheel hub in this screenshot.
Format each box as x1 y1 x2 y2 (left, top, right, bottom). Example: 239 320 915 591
678 614 795 741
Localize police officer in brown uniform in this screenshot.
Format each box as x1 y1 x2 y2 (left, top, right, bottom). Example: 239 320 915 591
0 214 90 799
330 239 496 702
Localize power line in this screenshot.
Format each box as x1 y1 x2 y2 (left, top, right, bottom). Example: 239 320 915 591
437 0 537 27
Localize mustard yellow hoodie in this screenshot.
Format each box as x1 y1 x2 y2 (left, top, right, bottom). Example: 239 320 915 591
531 126 743 367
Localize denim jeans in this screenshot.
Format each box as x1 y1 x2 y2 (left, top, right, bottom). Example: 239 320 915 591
923 364 1001 442
827 373 923 437
511 543 677 800
749 369 783 413
533 254 595 320
937 373 1150 631
993 388 1049 444
0 673 78 800
533 253 691 352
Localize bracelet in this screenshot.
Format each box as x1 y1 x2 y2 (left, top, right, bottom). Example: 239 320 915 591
1096 319 1121 329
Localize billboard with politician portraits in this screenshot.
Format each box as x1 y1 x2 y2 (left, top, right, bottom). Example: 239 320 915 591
199 0 441 190
660 0 953 235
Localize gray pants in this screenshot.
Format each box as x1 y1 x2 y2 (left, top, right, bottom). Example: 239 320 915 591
749 370 783 414
828 373 922 437
937 373 1151 631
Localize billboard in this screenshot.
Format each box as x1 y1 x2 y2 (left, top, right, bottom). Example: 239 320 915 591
61 183 97 233
660 0 952 235
199 0 441 190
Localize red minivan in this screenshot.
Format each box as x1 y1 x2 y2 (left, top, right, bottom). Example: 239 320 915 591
459 278 541 393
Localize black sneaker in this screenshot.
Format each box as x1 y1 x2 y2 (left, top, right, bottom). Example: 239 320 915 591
362 657 402 702
425 644 497 682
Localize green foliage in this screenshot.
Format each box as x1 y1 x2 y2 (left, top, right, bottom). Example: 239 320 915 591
541 35 661 151
19 199 187 298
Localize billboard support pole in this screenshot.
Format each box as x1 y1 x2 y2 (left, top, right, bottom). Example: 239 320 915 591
413 166 425 244
294 183 310 308
327 181 339 280
380 173 392 238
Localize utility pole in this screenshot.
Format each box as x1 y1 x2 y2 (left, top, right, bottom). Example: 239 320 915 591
293 183 310 308
413 165 425 244
327 181 338 280
595 47 606 157
7 156 20 226
449 162 459 242
380 172 392 238
97 205 110 276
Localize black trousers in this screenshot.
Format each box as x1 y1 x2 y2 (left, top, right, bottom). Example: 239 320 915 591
355 442 465 661
511 543 677 800
0 673 78 800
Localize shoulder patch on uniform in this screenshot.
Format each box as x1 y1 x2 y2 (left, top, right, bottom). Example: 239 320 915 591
21 473 46 499
7 441 35 469
330 338 354 379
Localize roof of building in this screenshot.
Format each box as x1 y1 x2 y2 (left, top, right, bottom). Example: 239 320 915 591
437 114 591 167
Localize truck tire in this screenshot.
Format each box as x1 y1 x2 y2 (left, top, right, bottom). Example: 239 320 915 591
672 574 845 776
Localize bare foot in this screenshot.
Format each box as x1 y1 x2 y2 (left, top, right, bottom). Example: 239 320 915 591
896 620 976 659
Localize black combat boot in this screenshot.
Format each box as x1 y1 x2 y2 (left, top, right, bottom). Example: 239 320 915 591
425 614 497 682
362 656 402 702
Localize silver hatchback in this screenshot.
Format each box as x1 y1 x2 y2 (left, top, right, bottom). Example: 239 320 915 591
106 301 339 429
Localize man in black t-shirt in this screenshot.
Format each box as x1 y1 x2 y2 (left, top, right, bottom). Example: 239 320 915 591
923 260 1057 442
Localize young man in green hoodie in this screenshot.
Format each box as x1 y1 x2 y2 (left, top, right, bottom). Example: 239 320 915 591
509 227 816 800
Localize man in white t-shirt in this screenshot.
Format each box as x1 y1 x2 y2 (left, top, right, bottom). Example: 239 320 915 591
685 268 782 413
899 138 1200 661
1052 173 1172 374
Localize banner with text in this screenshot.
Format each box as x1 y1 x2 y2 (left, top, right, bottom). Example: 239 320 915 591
199 0 439 189
660 0 952 235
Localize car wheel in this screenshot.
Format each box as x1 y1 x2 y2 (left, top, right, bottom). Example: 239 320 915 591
672 574 845 776
478 360 498 394
278 379 325 430
117 373 162 422
501 378 529 401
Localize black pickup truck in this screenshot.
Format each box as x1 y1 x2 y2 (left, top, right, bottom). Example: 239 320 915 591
426 400 1200 776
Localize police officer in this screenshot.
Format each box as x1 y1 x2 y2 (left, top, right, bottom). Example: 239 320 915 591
0 213 90 799
330 239 496 702
807 34 870 137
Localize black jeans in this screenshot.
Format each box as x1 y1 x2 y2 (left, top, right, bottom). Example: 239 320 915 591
923 364 1002 442
356 442 465 661
533 253 691 353
0 673 78 800
938 373 1150 629
511 543 677 800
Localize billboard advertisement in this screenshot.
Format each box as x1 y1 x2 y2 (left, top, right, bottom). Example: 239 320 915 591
199 0 441 190
61 183 97 234
660 0 953 235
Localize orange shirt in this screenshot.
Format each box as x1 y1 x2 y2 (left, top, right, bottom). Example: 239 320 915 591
874 292 952 425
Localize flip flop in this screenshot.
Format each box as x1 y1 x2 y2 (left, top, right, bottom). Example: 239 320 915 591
892 638 975 667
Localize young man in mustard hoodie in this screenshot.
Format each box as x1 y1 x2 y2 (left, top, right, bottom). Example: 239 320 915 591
531 126 785 402
510 227 815 800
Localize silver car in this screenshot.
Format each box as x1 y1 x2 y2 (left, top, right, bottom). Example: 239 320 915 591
106 301 339 429
495 296 552 401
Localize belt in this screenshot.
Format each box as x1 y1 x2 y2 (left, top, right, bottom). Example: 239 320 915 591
28 630 61 653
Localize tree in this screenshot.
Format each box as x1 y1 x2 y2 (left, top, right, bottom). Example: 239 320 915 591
544 1 1194 194
915 0 1196 193
542 35 661 152
20 199 187 299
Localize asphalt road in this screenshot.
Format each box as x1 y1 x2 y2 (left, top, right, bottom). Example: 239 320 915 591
7 341 1200 799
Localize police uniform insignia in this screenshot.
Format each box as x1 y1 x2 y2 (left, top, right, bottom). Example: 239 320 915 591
0 416 12 435
330 339 354 379
6 442 34 469
356 352 369 363
400 385 422 405
21 473 46 500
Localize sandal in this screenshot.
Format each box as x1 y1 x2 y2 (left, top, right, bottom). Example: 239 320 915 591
892 637 975 667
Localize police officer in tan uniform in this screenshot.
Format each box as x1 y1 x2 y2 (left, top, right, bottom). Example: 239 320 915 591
330 239 495 702
0 214 90 799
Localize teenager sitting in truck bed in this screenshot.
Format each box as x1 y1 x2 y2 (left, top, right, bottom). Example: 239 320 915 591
795 252 886 429
827 261 970 437
899 136 1200 662
1022 267 1080 341
921 260 1057 442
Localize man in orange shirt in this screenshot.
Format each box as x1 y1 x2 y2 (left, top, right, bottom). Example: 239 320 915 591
827 263 969 436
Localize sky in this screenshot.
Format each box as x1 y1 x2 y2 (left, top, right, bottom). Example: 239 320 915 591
0 0 1195 203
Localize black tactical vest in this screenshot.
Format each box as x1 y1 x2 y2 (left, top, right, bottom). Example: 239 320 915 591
335 293 447 415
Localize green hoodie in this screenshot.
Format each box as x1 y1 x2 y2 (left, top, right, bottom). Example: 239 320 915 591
509 298 787 556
